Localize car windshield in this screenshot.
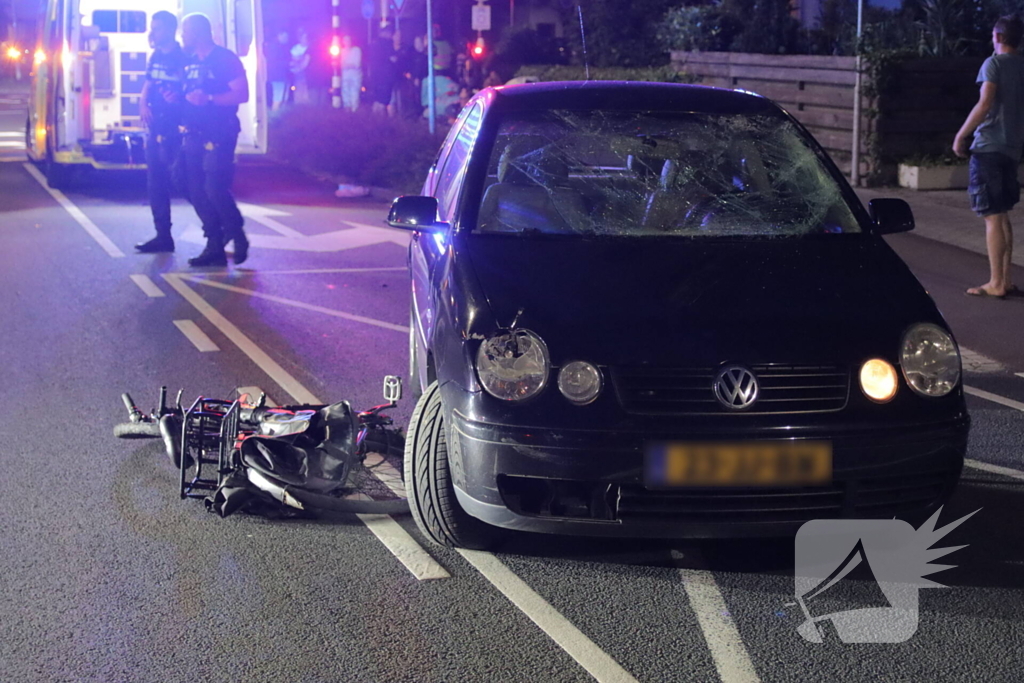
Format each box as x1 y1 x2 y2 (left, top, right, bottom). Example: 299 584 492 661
475 109 862 237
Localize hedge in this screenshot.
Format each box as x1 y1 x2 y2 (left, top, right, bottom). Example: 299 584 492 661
268 106 447 194
512 64 696 84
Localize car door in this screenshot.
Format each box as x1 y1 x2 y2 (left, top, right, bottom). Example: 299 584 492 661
410 103 484 371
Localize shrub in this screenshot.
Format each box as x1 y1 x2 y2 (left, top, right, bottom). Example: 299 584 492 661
268 106 446 194
656 5 743 53
513 64 697 84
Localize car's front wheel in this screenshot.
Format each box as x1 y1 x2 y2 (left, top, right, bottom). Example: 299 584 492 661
404 381 503 550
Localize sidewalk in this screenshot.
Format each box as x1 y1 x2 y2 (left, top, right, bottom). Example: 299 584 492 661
856 186 1024 268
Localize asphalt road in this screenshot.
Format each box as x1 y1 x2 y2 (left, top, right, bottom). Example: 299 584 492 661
2 87 1024 682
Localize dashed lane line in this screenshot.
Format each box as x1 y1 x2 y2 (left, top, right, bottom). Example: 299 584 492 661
129 274 165 297
172 320 220 352
964 459 1024 482
23 162 125 257
161 273 449 582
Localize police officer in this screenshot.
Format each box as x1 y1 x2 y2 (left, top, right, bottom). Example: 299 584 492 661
180 13 249 267
135 11 187 253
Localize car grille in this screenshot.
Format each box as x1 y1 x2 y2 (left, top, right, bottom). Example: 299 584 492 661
611 364 849 415
615 467 955 524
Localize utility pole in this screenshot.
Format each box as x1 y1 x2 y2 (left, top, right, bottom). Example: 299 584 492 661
330 0 341 108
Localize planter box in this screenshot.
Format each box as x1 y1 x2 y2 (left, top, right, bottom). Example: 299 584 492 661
898 164 969 190
898 162 1024 190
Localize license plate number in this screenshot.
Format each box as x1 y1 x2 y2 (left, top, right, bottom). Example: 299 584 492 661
645 441 832 487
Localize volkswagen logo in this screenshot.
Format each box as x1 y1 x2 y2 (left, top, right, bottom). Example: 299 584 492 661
713 366 759 410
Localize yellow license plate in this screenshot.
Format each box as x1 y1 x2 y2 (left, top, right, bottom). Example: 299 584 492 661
645 441 832 487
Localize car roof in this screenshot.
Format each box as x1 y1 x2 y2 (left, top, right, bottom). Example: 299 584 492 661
482 81 782 117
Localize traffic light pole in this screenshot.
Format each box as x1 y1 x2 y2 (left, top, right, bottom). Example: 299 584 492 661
426 0 436 133
331 0 342 108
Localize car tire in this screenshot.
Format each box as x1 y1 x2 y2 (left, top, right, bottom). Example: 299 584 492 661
404 381 503 550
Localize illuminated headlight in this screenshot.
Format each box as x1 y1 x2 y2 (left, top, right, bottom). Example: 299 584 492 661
476 330 550 401
860 358 898 403
900 323 960 397
558 361 603 405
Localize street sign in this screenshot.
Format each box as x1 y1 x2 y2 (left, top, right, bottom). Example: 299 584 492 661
361 0 373 20
471 4 491 31
393 0 406 10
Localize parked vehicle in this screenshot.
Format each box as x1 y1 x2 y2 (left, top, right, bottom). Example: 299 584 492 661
390 81 969 550
26 0 266 188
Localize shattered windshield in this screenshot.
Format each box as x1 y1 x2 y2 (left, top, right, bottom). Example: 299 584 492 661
475 110 861 237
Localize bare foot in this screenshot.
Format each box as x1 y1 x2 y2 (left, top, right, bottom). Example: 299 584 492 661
965 284 1007 298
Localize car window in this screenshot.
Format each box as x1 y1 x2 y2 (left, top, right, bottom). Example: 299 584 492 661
426 105 472 196
475 110 861 237
435 103 484 221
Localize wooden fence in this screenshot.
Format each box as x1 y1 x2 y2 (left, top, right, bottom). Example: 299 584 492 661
669 51 984 184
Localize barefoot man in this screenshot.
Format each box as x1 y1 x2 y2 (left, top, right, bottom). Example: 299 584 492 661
954 14 1024 298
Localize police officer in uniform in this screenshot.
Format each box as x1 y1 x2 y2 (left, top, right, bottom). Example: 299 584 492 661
180 13 249 267
135 11 187 253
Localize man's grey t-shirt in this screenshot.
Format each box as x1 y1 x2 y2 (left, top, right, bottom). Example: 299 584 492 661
971 53 1024 161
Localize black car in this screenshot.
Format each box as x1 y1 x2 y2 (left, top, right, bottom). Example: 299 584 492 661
388 82 969 550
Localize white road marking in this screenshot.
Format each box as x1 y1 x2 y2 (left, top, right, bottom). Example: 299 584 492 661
236 386 278 407
457 549 639 683
674 550 761 683
1016 372 1024 379
965 459 1024 482
0 131 23 137
129 274 165 297
177 220 408 253
964 385 1024 412
357 513 450 580
163 274 320 404
237 202 305 238
960 347 1005 374
162 273 449 582
0 141 24 148
172 266 408 276
362 452 406 497
23 162 125 257
183 275 409 333
173 319 220 352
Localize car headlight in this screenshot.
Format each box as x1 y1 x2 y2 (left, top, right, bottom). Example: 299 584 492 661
558 361 603 405
900 323 961 397
476 330 550 401
860 358 898 403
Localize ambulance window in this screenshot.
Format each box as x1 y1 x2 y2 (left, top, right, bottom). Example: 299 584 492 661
92 10 117 33
91 10 146 33
119 11 147 33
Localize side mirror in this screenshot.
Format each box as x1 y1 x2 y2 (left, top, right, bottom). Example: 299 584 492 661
869 198 914 235
387 196 447 232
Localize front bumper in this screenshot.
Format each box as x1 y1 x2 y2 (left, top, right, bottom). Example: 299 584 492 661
449 409 969 538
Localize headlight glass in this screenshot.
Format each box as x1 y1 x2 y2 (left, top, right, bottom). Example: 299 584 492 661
900 323 960 397
476 330 550 401
558 361 603 405
860 358 898 403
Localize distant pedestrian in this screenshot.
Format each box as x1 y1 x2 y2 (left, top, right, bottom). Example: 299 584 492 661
954 14 1024 298
368 26 397 115
266 29 291 111
290 29 311 105
135 11 187 254
339 35 362 112
180 13 249 267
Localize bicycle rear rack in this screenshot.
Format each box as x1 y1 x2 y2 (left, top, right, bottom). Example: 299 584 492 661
179 397 241 499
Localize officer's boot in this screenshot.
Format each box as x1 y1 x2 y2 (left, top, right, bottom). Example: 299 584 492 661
188 240 228 267
135 231 175 253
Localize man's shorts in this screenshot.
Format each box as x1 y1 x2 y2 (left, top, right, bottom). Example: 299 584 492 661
969 151 1020 217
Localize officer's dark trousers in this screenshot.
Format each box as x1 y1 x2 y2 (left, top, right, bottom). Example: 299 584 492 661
182 134 245 245
145 129 182 238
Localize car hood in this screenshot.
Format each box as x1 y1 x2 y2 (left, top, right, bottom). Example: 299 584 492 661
462 235 940 367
